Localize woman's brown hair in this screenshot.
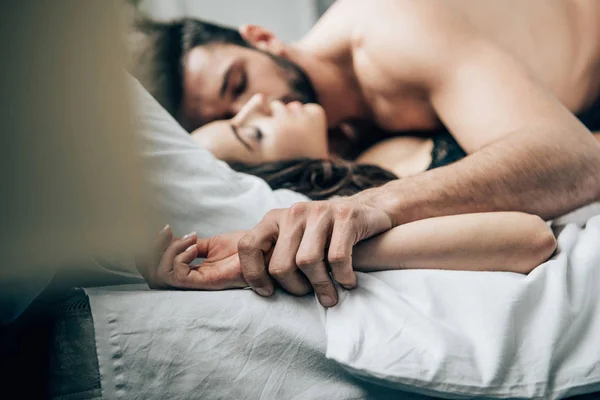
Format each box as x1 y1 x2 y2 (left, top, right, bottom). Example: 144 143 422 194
229 158 398 200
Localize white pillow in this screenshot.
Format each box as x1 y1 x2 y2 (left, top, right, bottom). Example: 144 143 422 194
89 77 308 281
323 212 600 399
129 76 308 237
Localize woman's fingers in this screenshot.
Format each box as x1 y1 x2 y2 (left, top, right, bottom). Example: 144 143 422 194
174 242 199 266
162 231 197 260
158 231 197 279
136 224 173 286
172 241 199 286
188 255 248 290
153 224 173 252
150 224 174 265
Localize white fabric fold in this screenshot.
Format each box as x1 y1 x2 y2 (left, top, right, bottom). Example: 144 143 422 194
323 211 600 399
86 285 423 399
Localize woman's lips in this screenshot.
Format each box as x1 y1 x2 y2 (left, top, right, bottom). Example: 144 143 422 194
286 101 303 112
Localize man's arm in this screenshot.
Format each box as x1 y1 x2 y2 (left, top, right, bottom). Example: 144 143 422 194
359 0 600 224
237 0 600 307
138 211 556 294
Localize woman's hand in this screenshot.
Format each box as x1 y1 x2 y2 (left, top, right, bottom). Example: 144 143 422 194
136 226 248 290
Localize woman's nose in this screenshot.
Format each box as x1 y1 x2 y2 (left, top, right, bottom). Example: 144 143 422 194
232 94 269 125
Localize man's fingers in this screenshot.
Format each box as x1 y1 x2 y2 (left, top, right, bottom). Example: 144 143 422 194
268 211 312 296
238 233 273 297
194 237 211 258
296 204 338 307
271 270 311 296
328 216 358 289
297 257 337 307
239 212 281 297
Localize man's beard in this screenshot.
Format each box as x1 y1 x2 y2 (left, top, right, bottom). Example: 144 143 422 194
268 53 319 105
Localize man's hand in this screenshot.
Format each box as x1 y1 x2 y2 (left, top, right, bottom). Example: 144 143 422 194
238 194 393 307
136 225 248 290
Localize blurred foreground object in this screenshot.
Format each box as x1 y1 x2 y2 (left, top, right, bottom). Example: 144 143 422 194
0 1 156 323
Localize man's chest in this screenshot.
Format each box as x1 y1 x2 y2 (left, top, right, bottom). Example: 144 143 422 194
350 48 440 133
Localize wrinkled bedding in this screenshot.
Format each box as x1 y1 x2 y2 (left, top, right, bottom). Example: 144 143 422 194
84 206 600 399
86 286 422 399
324 214 600 399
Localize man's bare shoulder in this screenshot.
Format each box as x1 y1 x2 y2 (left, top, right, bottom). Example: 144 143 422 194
347 0 460 38
351 0 484 86
306 0 459 61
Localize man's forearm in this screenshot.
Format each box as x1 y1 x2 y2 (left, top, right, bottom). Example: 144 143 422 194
364 127 600 225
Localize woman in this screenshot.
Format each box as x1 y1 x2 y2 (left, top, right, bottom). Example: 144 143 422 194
192 93 599 198
137 95 576 299
191 94 468 199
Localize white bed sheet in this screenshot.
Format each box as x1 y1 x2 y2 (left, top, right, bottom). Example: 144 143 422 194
87 205 600 399
87 285 427 399
324 210 600 399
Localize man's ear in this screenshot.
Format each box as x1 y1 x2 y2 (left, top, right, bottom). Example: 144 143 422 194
239 24 285 56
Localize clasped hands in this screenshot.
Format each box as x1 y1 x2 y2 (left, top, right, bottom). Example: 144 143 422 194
137 197 393 307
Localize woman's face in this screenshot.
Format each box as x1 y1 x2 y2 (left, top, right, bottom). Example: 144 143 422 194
192 94 329 164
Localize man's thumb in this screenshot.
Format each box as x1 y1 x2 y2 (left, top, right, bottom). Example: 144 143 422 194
195 237 211 258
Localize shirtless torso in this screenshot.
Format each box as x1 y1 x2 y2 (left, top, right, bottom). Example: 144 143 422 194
297 0 600 176
161 0 600 303
302 0 600 134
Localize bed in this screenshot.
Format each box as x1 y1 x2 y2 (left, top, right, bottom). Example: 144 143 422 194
3 210 600 400
3 77 600 400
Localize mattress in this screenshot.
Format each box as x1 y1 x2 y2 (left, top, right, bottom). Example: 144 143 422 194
3 208 600 399
3 287 599 400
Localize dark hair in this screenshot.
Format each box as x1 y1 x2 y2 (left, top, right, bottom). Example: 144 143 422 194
130 17 318 126
229 159 398 200
130 18 250 117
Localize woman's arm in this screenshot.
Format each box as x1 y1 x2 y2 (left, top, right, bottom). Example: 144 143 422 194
353 212 557 274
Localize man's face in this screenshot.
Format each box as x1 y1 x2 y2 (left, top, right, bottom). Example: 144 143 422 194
180 44 316 131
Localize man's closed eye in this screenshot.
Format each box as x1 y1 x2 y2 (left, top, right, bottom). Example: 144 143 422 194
232 68 247 98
